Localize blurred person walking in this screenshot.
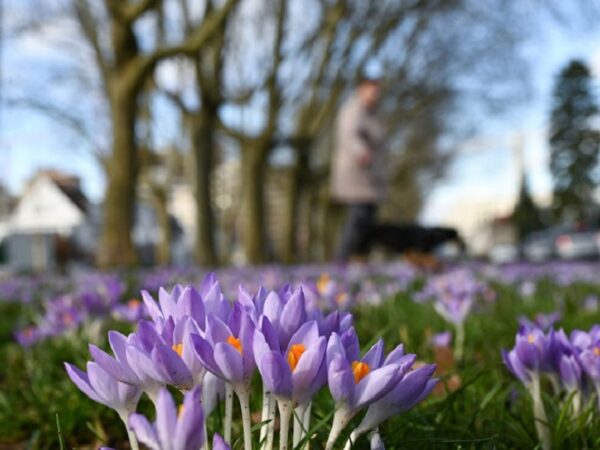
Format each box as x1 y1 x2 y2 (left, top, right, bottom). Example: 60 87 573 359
331 77 385 261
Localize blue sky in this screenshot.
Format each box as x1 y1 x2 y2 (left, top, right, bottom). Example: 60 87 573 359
1 5 599 226
421 21 600 224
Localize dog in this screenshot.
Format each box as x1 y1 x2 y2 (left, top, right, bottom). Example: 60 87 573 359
356 224 465 266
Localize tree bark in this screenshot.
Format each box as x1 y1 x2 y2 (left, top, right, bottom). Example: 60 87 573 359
241 145 267 264
281 146 309 263
99 89 138 267
151 187 171 266
191 109 218 266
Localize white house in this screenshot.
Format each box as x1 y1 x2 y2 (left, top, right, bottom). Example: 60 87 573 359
7 170 95 271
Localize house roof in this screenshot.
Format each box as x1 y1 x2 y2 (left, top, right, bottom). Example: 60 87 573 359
29 170 88 213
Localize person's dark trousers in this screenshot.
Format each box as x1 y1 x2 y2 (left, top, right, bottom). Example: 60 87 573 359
336 203 376 261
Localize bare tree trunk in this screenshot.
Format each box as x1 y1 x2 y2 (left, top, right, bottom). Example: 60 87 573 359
241 146 267 264
99 92 138 267
281 146 309 263
191 109 218 266
151 187 171 265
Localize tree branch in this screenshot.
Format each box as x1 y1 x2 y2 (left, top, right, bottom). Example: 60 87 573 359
122 0 159 23
129 0 237 91
74 0 111 88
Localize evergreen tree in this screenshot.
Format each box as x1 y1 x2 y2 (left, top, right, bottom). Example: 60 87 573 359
512 174 543 238
549 59 600 223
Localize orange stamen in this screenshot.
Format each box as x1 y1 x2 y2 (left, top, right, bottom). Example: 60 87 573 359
172 343 183 357
287 344 306 372
335 293 348 305
351 361 370 384
227 335 243 354
178 404 185 418
128 299 141 309
594 347 600 357
316 273 331 294
527 334 535 344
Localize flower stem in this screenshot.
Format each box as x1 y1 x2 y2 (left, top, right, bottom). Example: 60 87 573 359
224 382 234 444
278 399 294 450
260 389 270 445
236 387 253 450
326 405 355 450
454 322 465 362
301 401 312 450
118 411 139 450
265 393 277 450
343 427 365 450
293 403 308 448
530 373 551 450
201 385 209 450
368 428 385 450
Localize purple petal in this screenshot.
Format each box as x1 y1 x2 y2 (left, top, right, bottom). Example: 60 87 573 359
136 320 162 352
203 372 226 416
126 344 164 385
87 362 120 409
158 287 177 319
214 342 244 383
279 289 307 348
383 344 405 365
258 351 292 398
206 315 233 346
141 291 163 323
129 413 160 450
362 339 385 369
64 363 104 405
286 320 320 355
213 432 232 450
156 388 177 449
151 342 194 390
174 386 205 450
327 354 354 405
89 344 139 385
354 364 400 408
259 316 280 351
263 291 283 329
190 333 221 375
327 333 347 368
228 303 243 338
340 327 360 363
292 337 326 403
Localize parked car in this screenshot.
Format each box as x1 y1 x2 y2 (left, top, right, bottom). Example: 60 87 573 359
522 225 600 262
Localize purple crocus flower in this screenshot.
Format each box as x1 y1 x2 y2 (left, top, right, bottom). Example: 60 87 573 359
65 361 142 421
113 299 147 323
345 364 438 448
578 338 600 407
129 386 205 450
512 325 554 373
258 287 309 350
91 319 197 397
327 332 404 410
89 330 163 402
324 333 406 449
124 319 195 391
212 433 232 450
559 354 582 391
14 325 43 347
253 319 327 405
142 285 205 333
431 331 452 348
190 304 256 389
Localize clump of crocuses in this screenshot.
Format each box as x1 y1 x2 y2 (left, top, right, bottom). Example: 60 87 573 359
65 274 437 449
416 269 486 360
502 323 600 450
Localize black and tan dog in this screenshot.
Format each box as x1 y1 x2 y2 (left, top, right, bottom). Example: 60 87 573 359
355 223 465 268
